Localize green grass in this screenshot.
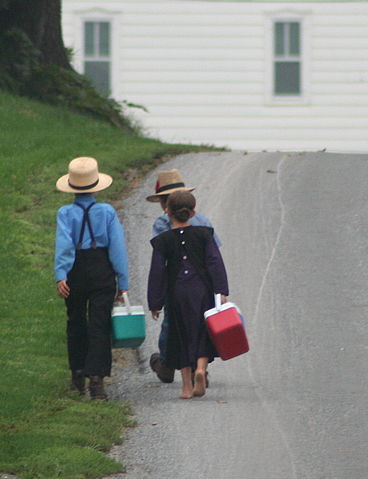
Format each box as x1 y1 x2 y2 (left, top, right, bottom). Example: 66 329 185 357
0 89 219 478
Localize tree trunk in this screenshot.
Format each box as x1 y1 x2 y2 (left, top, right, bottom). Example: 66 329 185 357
0 0 71 69
0 0 135 132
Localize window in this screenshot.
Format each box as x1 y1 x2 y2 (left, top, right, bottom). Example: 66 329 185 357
83 21 111 95
273 21 301 96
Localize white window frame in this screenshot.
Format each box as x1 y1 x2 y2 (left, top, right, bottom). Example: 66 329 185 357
72 9 120 99
265 11 310 106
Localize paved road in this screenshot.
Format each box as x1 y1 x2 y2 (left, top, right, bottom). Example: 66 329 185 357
106 152 368 479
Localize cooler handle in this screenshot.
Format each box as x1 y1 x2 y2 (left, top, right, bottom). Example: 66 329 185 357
123 292 132 314
215 293 222 311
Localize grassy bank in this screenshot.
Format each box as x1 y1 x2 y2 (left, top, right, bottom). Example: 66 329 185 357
0 90 217 479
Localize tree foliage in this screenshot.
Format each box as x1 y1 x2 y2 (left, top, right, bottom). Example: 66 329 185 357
0 0 137 132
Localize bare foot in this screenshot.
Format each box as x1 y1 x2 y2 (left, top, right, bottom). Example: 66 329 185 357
193 370 206 397
180 390 193 399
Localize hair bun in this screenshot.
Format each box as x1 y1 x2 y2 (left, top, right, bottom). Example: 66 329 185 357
167 190 196 223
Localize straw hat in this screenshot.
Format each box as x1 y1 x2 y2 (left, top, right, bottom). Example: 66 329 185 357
56 157 113 193
146 169 195 202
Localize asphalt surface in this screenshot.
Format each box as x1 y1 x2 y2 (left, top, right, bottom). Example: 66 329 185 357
105 152 368 479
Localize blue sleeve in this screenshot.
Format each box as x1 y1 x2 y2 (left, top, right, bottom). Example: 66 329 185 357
108 211 129 290
54 208 76 282
152 214 170 237
190 212 222 247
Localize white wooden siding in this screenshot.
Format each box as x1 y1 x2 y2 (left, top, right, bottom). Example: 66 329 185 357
62 1 368 152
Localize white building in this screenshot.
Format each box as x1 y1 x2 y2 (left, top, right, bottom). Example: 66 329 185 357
62 0 368 152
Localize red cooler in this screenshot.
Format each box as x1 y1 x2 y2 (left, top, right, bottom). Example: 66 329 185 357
204 295 249 360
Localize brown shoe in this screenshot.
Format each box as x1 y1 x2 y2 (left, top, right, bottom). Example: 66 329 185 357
149 353 175 383
71 370 85 394
89 376 108 400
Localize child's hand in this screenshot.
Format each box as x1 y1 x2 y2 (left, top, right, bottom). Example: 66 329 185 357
57 280 70 299
221 295 228 304
151 310 161 321
115 289 128 302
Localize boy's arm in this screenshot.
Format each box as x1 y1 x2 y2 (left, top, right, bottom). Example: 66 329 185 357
152 214 170 237
190 212 222 247
108 211 129 291
54 208 75 285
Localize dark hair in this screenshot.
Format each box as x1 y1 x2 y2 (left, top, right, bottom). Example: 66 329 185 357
167 190 196 223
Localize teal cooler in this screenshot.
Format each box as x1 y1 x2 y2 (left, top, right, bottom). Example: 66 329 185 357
111 293 146 348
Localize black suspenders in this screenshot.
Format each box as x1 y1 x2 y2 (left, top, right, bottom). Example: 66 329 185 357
75 202 97 250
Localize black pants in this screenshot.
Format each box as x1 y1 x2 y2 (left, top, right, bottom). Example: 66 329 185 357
65 248 116 377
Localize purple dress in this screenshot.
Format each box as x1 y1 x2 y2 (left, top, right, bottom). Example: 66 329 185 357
148 226 229 370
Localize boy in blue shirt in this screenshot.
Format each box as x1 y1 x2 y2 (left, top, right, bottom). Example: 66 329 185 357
55 157 128 400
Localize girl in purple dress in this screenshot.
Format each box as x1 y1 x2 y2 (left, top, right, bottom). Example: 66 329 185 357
147 191 229 399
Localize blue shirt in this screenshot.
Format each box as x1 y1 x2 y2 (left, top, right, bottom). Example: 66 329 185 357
54 194 129 290
152 211 222 247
